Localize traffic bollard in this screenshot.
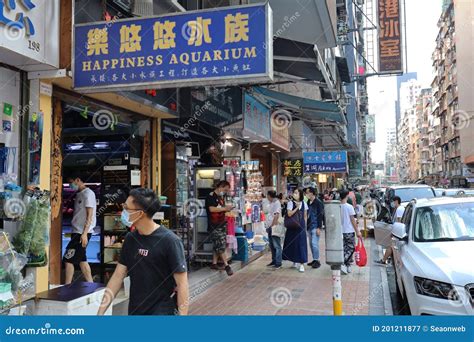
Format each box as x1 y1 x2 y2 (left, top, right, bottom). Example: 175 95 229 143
332 267 342 315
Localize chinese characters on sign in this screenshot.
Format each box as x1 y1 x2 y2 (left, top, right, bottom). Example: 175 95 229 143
243 92 271 142
377 0 402 73
348 152 363 178
366 115 376 143
0 0 36 36
74 4 272 92
283 159 303 177
303 152 348 174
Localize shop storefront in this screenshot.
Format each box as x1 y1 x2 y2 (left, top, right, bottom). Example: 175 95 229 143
302 151 349 192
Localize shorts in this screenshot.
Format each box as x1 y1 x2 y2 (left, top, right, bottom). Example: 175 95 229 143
63 233 92 264
210 224 227 254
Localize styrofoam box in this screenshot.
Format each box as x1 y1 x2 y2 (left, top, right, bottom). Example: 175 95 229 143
34 288 113 316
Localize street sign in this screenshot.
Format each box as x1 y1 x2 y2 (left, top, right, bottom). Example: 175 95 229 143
303 152 348 174
73 4 273 93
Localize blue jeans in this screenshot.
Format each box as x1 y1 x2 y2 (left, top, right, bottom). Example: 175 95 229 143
308 229 320 261
267 228 282 266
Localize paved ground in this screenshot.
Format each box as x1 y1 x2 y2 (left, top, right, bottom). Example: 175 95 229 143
190 234 385 316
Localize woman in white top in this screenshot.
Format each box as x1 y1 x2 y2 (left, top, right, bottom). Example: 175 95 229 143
282 188 309 272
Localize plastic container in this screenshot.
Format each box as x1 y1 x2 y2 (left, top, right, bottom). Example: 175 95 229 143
159 196 167 205
245 231 254 239
252 243 266 251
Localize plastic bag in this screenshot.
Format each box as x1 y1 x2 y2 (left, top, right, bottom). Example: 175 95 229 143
354 239 367 267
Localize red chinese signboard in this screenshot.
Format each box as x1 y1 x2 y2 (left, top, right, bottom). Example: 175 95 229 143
377 0 403 73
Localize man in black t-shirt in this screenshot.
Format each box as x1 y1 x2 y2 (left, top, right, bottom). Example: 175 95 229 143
97 188 188 316
205 180 234 276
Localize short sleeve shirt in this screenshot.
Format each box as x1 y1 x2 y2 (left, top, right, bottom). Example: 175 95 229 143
119 227 187 315
265 200 281 228
286 201 308 212
341 203 356 234
205 192 226 226
71 187 97 234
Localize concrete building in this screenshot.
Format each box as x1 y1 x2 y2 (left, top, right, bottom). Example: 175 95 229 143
431 0 474 188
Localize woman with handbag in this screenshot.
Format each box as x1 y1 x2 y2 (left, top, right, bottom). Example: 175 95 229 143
282 188 309 272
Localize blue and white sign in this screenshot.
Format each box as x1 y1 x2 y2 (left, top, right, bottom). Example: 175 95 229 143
303 151 348 173
243 92 271 142
73 4 273 93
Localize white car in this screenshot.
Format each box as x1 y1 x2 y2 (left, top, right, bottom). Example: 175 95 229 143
391 196 474 315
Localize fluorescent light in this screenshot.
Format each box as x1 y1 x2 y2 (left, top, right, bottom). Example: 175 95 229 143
262 145 269 147
67 143 84 151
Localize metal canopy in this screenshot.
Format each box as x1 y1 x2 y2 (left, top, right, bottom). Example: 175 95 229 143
252 86 345 124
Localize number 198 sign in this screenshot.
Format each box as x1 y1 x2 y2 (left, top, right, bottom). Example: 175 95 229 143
73 4 273 93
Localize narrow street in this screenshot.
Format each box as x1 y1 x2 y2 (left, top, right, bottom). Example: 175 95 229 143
190 234 389 316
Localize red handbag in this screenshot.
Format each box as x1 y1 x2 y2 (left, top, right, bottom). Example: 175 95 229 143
354 239 367 267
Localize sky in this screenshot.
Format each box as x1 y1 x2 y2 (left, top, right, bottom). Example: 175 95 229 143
368 0 442 163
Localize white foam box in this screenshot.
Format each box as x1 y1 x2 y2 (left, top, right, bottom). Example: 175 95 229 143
34 283 112 316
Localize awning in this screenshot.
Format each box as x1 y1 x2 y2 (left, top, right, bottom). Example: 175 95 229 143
273 38 324 82
336 57 351 83
252 86 345 124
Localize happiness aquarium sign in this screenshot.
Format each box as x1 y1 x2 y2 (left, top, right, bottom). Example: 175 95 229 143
73 4 273 93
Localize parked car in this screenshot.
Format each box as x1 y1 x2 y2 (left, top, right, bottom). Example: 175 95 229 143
390 197 474 315
442 188 466 197
434 188 445 197
385 185 436 207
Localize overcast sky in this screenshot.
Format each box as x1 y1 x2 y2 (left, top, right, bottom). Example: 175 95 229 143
368 0 442 163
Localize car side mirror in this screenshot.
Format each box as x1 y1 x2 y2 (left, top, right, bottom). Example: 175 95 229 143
392 222 407 241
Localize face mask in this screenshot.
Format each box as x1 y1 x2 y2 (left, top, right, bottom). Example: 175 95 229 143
390 202 395 208
121 210 141 227
219 191 226 197
70 183 79 191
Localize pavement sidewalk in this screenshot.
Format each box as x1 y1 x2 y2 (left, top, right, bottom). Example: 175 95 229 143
190 230 392 315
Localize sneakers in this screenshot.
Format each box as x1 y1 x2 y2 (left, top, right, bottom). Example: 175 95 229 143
374 259 387 265
312 260 321 269
340 265 348 275
272 265 282 270
292 263 298 269
299 264 305 273
267 262 276 267
347 265 352 273
225 265 233 276
307 261 314 266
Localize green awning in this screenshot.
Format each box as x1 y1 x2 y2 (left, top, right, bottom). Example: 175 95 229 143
252 86 345 124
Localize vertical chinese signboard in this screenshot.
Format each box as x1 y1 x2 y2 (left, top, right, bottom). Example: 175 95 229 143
366 115 376 143
348 152 363 178
73 4 273 92
377 0 403 73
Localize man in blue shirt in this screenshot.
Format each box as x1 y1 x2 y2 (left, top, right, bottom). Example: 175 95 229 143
305 187 324 268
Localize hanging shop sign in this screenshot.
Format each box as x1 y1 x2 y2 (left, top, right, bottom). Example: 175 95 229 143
0 0 59 70
348 152 363 178
271 124 290 152
282 159 302 177
73 4 273 93
377 0 403 74
242 92 271 142
366 115 376 143
190 87 243 126
303 151 348 174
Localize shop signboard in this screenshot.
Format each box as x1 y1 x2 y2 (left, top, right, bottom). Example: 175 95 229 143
366 115 376 143
190 87 243 126
303 151 348 174
282 159 303 177
348 152 363 177
271 124 290 152
0 0 59 70
377 0 403 74
242 92 271 142
73 4 273 93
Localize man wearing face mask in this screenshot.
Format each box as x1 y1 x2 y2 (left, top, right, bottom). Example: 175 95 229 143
62 172 97 284
98 188 189 315
375 196 404 265
205 180 234 276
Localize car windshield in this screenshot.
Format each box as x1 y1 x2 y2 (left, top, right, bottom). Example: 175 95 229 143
414 202 474 242
395 188 435 202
